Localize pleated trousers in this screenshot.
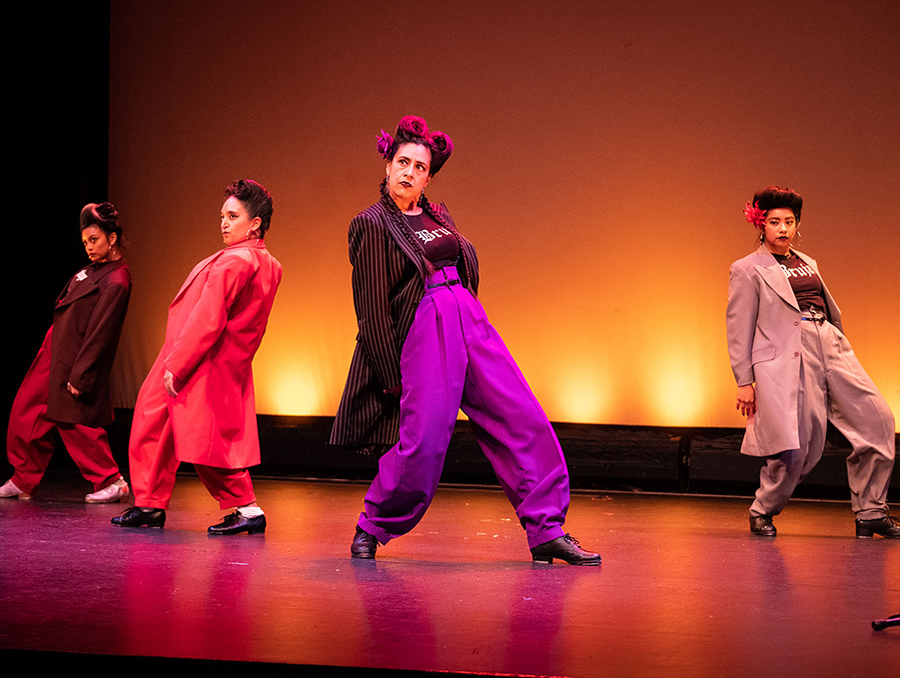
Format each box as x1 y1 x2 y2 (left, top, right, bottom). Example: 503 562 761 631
6 327 120 494
358 265 570 549
751 311 895 519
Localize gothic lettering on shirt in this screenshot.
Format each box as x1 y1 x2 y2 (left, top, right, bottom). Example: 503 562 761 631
779 260 816 279
415 227 451 244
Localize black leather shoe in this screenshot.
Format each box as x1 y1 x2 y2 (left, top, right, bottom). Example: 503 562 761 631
531 534 601 565
111 506 166 528
208 511 266 535
750 514 776 536
351 527 378 559
856 515 900 539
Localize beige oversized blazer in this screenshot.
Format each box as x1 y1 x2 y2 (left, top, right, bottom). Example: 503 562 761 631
726 245 842 457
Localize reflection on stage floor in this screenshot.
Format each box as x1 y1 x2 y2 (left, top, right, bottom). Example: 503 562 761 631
1 474 898 677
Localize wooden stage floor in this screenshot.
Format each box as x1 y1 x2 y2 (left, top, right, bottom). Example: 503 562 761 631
1 474 898 677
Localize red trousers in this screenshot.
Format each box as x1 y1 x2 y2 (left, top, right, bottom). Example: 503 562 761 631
6 328 121 494
128 353 256 510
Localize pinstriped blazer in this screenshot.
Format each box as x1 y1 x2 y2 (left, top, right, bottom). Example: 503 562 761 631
329 194 479 452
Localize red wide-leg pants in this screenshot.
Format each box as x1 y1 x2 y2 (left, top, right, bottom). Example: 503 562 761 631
127 351 256 510
6 327 120 494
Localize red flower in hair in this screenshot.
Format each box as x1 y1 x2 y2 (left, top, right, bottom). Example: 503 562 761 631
743 201 767 229
376 129 393 159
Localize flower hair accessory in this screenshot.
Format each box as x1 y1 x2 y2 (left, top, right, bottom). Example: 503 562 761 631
743 200 767 229
376 129 393 159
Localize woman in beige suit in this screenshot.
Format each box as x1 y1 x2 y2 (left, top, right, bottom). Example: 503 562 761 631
727 186 897 538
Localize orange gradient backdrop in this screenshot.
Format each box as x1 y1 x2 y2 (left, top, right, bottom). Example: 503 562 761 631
108 1 899 429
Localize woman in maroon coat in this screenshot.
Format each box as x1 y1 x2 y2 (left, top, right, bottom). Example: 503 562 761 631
3 203 131 502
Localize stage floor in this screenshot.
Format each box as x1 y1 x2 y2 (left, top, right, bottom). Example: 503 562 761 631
1 474 898 677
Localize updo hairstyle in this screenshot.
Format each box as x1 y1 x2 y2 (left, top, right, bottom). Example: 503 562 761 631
377 115 454 175
225 179 274 237
79 202 123 241
752 185 803 222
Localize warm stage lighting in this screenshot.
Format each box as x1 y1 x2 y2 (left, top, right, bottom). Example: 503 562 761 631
254 355 327 416
647 361 708 426
552 367 611 424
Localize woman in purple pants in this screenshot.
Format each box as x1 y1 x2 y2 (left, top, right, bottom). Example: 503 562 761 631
330 115 600 564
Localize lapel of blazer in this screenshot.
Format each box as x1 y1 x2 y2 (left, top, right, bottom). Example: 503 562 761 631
752 245 800 312
55 258 127 309
378 203 428 282
433 202 479 293
793 248 842 327
170 249 226 306
169 240 265 306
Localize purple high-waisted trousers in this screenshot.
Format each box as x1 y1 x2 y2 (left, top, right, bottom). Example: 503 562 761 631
358 265 570 549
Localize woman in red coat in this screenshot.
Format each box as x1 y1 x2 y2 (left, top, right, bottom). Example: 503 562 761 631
3 203 131 502
112 179 282 535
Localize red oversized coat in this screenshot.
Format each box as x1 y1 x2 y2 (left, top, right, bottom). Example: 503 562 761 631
152 239 281 469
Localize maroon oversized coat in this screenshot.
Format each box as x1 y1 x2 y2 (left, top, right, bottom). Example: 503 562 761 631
47 258 131 427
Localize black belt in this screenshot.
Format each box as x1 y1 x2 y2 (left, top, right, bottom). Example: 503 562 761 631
427 278 461 289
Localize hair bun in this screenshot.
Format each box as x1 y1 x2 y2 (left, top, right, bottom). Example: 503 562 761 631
398 115 428 138
95 202 119 223
428 131 452 158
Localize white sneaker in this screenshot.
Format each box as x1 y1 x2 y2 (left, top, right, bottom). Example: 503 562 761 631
0 478 31 500
85 477 129 504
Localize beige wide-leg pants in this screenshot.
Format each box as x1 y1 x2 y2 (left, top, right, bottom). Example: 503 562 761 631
751 310 895 519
